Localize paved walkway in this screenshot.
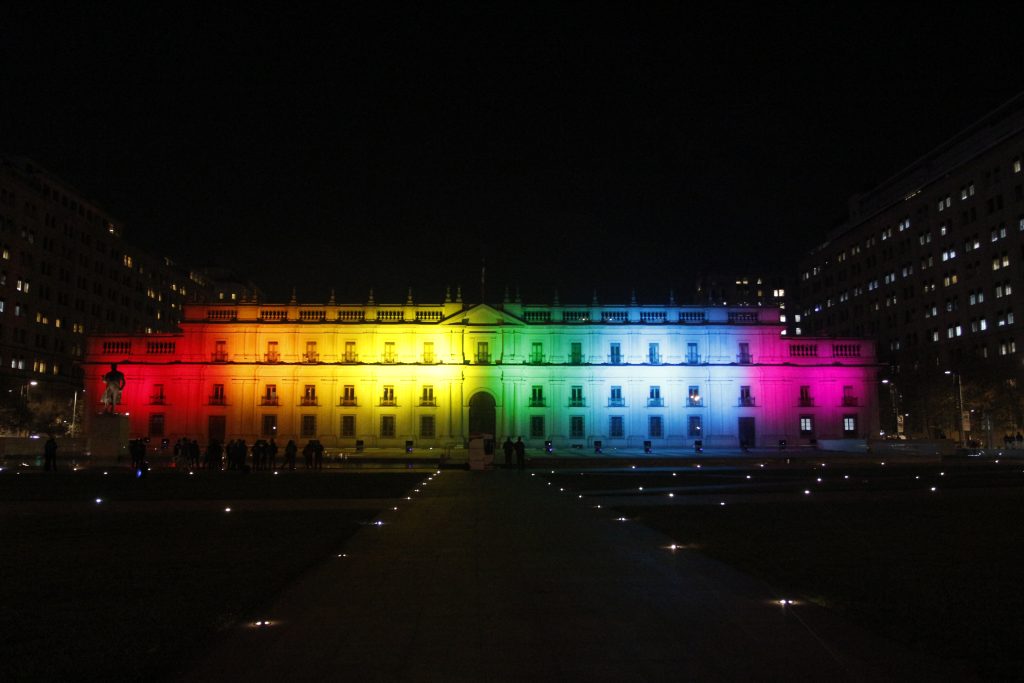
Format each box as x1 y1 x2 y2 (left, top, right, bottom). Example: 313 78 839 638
183 470 968 682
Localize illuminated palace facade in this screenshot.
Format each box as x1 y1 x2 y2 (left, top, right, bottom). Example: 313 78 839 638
83 297 878 450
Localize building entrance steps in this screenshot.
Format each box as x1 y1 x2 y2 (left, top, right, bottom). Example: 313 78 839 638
183 470 964 682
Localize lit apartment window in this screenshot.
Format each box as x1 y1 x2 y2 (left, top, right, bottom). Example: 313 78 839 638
302 384 317 406
843 416 858 436
381 385 395 406
800 416 814 435
687 386 702 407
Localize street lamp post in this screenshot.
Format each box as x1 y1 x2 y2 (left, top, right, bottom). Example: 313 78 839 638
944 370 966 447
881 379 900 437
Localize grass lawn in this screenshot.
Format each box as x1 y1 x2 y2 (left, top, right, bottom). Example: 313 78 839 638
618 491 1024 679
1 471 423 681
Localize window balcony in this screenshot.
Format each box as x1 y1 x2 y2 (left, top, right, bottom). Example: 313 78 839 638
798 398 815 407
647 397 664 407
303 353 319 363
208 396 226 406
737 353 754 365
300 397 318 406
738 396 756 407
419 398 436 407
529 354 545 364
608 354 623 365
260 397 279 406
608 397 625 407
568 398 586 407
380 398 397 407
149 395 166 405
648 354 662 365
339 398 358 407
422 353 435 364
569 354 584 365
264 353 280 363
211 352 228 362
685 354 701 365
686 399 703 407
529 398 546 407
343 353 358 363
842 397 860 407
475 353 491 364
382 354 397 364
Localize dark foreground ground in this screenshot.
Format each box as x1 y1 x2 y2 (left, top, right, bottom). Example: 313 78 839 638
4 458 1024 680
0 469 426 681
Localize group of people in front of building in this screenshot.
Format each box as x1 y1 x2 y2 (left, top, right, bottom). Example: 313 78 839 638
501 437 527 469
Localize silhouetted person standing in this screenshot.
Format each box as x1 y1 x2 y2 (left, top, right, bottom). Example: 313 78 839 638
43 435 57 471
514 437 525 470
502 437 514 467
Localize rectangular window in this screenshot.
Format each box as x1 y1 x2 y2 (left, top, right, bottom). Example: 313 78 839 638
648 415 663 438
266 340 279 362
476 341 490 364
383 341 396 363
150 384 165 404
210 383 225 405
341 415 356 437
687 415 702 437
530 385 544 407
380 415 396 438
261 414 277 436
382 385 395 406
842 385 857 406
800 416 814 435
609 342 622 364
422 341 434 364
687 385 701 407
301 415 317 438
421 385 435 406
686 342 699 364
304 341 318 363
420 415 436 438
648 342 660 364
213 339 227 362
739 385 753 406
302 384 317 406
570 342 583 365
843 415 857 436
570 415 585 438
344 341 357 362
738 342 752 364
148 413 164 437
648 386 663 407
609 385 623 406
530 415 545 438
609 415 624 438
530 341 544 364
342 385 356 406
569 385 584 407
262 384 278 405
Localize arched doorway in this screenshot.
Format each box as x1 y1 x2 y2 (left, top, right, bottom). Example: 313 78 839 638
468 392 496 437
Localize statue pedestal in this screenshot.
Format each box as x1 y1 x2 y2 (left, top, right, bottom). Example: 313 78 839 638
88 414 130 465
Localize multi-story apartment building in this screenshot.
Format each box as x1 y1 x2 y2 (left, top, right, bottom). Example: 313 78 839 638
798 94 1024 441
0 156 203 421
84 295 878 451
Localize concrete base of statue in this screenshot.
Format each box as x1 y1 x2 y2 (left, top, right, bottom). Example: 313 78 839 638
88 414 131 464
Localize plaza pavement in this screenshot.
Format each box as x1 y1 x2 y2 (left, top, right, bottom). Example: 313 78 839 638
182 468 971 682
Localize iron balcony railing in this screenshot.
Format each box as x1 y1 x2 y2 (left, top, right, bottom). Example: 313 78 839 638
608 397 625 407
647 397 664 407
737 353 753 364
529 398 546 407
300 397 318 406
739 396 756 407
260 397 279 406
568 398 586 407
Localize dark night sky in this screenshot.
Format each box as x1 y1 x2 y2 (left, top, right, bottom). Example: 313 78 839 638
3 4 1024 305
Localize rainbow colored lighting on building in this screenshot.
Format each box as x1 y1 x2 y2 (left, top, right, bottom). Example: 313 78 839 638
83 296 878 450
